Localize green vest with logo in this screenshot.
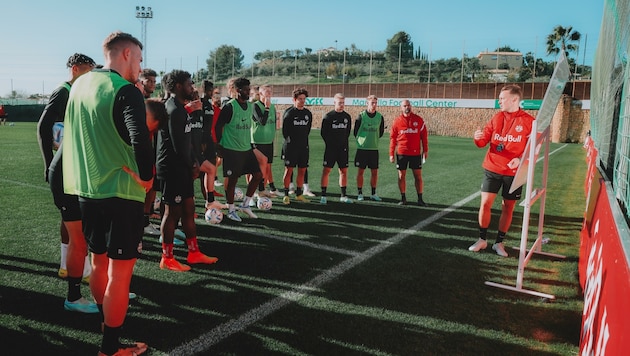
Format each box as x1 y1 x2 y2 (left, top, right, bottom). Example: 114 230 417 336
356 111 383 150
63 71 145 203
252 101 276 144
220 99 253 151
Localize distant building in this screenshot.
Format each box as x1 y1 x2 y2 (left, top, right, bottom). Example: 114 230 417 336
318 47 337 57
477 51 523 70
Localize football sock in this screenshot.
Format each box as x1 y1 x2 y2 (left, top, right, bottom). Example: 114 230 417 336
496 231 507 243
186 237 199 252
101 325 123 356
401 193 407 202
358 187 363 195
206 191 215 204
371 187 376 195
162 243 174 259
67 276 82 302
296 188 303 196
418 193 424 202
258 181 264 191
341 186 347 197
479 227 488 240
321 187 327 196
269 182 277 191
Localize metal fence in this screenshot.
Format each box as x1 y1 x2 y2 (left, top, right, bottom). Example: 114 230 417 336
590 0 630 217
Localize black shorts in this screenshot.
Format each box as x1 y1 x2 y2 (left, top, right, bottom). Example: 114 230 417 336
79 197 144 260
160 170 194 205
253 143 274 164
354 149 379 169
49 167 81 222
283 143 309 168
396 154 423 170
323 146 349 169
481 169 522 200
222 148 261 178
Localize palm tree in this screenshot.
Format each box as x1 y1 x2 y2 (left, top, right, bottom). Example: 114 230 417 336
546 25 581 58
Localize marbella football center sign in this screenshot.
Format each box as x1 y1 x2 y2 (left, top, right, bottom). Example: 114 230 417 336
274 97 550 109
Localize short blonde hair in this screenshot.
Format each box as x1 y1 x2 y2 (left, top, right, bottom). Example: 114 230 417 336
501 84 523 100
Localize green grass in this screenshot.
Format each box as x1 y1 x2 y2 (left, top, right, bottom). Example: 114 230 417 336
0 123 586 355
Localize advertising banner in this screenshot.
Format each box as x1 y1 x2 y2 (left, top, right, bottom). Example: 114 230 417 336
579 180 630 355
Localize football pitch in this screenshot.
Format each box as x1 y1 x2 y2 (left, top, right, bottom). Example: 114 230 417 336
0 122 586 355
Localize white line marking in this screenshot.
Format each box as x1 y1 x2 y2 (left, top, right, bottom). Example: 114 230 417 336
547 144 567 160
0 177 49 191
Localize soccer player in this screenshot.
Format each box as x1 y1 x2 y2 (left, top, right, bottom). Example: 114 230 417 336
320 93 352 204
281 88 313 204
141 98 175 240
37 53 96 311
0 104 7 125
62 31 151 356
215 77 263 221
389 99 429 206
252 84 280 198
138 67 164 237
354 95 385 201
468 84 534 257
139 68 157 98
198 79 224 209
156 69 219 271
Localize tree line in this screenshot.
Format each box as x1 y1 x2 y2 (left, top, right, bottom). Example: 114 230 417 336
8 26 584 100
192 26 588 85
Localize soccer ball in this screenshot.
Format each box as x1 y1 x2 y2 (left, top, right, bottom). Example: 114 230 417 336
52 122 64 149
204 208 223 224
234 187 244 201
257 197 272 210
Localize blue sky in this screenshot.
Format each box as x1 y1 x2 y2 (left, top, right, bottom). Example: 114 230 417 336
0 0 604 97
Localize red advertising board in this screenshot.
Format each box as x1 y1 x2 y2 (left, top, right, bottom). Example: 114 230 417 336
579 179 630 355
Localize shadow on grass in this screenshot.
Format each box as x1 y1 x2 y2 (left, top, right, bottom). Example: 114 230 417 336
0 198 583 354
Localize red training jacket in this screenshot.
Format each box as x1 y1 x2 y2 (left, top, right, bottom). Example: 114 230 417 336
474 109 535 176
389 112 428 157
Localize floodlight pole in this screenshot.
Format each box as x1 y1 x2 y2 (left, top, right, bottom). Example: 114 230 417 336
135 6 153 67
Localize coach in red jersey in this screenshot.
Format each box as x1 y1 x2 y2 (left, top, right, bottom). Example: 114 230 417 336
468 84 534 257
389 100 429 206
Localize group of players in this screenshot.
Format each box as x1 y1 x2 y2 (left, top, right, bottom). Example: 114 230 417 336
35 30 532 355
